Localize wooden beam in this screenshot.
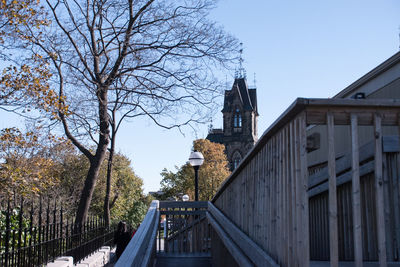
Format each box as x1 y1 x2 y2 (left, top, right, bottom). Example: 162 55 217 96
374 113 387 267
294 118 301 265
309 141 375 189
327 112 338 267
160 210 206 216
299 112 310 267
290 120 298 265
308 160 374 198
207 202 279 267
207 212 253 267
351 113 363 267
213 98 400 203
159 201 208 209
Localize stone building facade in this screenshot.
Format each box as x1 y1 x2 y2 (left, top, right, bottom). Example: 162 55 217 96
206 77 258 170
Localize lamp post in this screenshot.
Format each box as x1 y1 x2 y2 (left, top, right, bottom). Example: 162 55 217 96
189 150 204 201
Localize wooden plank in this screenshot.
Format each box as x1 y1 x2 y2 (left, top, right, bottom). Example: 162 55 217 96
374 113 387 267
327 112 339 267
351 113 363 267
309 141 375 189
206 212 253 267
308 159 375 198
276 131 282 264
392 153 400 260
160 210 206 216
265 139 271 252
267 138 272 253
295 117 302 266
260 145 266 252
290 120 297 265
383 154 394 261
208 202 279 267
279 129 284 265
299 112 310 267
383 136 400 153
282 126 289 267
159 201 208 209
213 98 400 203
306 106 400 126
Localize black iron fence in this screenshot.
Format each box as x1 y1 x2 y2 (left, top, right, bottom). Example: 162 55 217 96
0 198 116 267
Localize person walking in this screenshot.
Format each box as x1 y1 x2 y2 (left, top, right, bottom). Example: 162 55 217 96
114 221 131 260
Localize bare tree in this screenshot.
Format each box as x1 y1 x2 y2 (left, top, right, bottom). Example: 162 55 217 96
10 0 238 226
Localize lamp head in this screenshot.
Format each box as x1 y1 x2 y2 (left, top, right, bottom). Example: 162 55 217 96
189 150 204 167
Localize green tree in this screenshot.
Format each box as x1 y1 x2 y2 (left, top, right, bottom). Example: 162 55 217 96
57 151 147 226
160 139 231 201
0 0 238 226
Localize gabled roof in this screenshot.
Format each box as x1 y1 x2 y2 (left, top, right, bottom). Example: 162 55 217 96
236 78 254 111
222 78 257 112
334 51 400 98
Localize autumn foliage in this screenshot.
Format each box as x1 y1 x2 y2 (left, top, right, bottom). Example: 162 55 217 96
0 127 61 197
160 139 231 201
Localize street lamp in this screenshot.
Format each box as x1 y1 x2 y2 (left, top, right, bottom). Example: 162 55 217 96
189 150 204 201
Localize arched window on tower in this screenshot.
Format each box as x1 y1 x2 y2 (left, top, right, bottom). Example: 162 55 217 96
233 108 242 130
232 151 242 169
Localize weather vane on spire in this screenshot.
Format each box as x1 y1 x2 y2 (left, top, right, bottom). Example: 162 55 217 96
235 42 246 79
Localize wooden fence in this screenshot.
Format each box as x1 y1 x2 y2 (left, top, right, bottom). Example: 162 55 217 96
157 201 210 254
212 98 400 267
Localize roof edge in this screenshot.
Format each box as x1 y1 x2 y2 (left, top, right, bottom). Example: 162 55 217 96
334 51 400 98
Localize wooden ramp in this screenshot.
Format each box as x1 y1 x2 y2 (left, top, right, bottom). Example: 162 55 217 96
155 252 211 267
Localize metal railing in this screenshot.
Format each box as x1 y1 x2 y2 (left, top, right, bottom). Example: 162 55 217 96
0 197 115 266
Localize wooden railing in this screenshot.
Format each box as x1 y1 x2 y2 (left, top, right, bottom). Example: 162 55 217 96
157 201 209 254
115 200 159 267
212 98 400 267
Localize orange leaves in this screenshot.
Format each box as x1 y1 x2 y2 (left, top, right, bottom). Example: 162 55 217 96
160 139 231 201
0 0 49 40
0 61 69 118
193 139 231 200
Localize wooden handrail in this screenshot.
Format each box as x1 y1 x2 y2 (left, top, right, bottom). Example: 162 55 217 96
116 200 159 267
210 98 400 266
165 215 206 242
207 202 279 267
212 98 400 202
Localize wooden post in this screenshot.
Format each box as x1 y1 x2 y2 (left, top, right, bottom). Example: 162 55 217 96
299 112 310 267
374 113 387 267
327 112 339 267
290 120 297 265
282 127 289 267
294 118 301 265
351 113 363 266
287 124 294 267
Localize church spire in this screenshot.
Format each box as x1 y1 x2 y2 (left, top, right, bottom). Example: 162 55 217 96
235 42 246 79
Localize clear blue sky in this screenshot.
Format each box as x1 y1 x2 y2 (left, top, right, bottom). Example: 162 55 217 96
1 0 399 193
128 0 400 193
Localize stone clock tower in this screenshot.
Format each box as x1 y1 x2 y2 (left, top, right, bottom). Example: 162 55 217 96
207 76 258 170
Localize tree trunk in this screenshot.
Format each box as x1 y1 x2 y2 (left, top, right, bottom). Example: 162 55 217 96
75 153 106 226
104 110 116 227
75 88 109 227
103 133 115 227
